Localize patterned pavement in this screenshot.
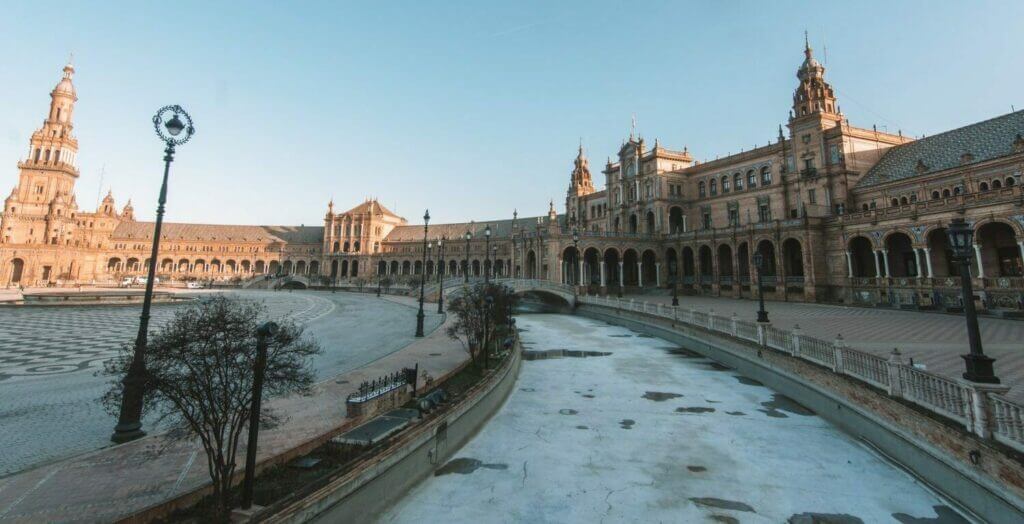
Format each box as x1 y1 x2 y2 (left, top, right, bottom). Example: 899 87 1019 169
635 292 1024 402
0 290 434 477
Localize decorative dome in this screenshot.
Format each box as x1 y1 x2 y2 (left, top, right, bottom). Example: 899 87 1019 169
53 63 76 96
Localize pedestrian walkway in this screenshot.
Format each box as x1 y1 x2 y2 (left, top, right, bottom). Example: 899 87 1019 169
0 295 464 523
630 292 1024 402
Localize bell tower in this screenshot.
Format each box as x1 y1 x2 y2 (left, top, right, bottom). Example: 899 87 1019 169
2 61 82 245
565 143 594 226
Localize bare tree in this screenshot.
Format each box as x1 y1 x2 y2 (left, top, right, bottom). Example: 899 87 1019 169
446 283 517 368
102 296 320 517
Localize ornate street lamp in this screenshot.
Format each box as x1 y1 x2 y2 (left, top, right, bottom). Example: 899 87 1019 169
484 224 492 284
753 251 769 323
572 227 580 301
416 210 430 337
111 105 195 444
437 236 446 313
464 230 472 283
241 321 278 510
948 219 999 383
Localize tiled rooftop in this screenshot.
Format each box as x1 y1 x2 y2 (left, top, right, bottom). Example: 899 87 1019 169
856 110 1024 188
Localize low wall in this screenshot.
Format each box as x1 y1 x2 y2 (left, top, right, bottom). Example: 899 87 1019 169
578 304 1024 524
265 344 523 524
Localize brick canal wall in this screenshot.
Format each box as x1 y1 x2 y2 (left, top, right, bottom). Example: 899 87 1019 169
265 341 524 524
577 304 1024 524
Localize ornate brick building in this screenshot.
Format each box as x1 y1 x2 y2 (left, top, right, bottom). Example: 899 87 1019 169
3 43 1024 312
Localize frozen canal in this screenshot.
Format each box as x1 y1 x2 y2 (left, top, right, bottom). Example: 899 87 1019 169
382 314 967 524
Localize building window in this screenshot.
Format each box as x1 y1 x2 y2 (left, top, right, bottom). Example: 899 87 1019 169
709 179 717 196
760 166 772 185
702 212 711 229
829 144 840 164
758 203 770 222
728 208 738 226
698 182 706 198
721 176 730 193
804 158 814 171
734 173 743 190
747 170 756 188
808 189 816 204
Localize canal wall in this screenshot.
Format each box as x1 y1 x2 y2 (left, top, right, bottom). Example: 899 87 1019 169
577 304 1024 524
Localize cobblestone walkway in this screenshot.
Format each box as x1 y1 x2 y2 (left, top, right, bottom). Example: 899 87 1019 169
632 292 1024 402
0 290 435 477
0 293 460 523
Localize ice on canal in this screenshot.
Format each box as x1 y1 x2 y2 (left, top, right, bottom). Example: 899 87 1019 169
381 314 967 524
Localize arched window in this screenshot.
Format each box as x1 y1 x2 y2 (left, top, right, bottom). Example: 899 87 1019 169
1007 177 1017 187
709 179 717 196
942 189 951 198
862 204 870 211
747 170 756 188
931 190 940 200
698 182 706 198
760 166 772 185
891 198 899 207
900 197 908 205
953 186 962 195
979 182 989 191
721 175 730 192
734 173 743 190
992 179 1002 189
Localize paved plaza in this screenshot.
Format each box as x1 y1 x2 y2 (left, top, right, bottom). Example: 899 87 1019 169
631 292 1024 402
382 314 966 524
0 290 442 477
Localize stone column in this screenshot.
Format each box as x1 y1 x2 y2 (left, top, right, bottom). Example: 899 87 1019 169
637 262 643 287
923 247 934 278
881 249 891 278
973 243 984 278
655 263 661 287
913 248 922 278
845 251 853 277
1018 241 1024 269
579 259 584 287
873 250 882 278
618 262 624 288
558 257 563 284
600 261 606 287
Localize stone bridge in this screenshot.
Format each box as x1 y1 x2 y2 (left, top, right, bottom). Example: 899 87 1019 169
428 278 576 311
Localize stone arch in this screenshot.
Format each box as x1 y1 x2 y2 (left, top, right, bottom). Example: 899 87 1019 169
390 260 399 275
562 246 580 285
698 245 713 283
623 249 639 286
603 248 620 287
525 251 536 279
665 247 678 282
448 260 458 276
473 259 482 277
681 246 695 282
241 260 252 273
309 260 319 275
628 214 638 234
668 206 684 234
269 260 281 275
583 247 601 285
351 260 359 277
226 259 237 273
282 260 292 274
717 244 734 278
782 238 804 278
127 257 140 272
977 221 1022 277
737 242 750 282
195 259 207 273
885 232 916 277
161 258 174 272
9 258 24 283
849 236 875 277
178 258 190 272
755 240 777 276
378 261 387 275
402 260 411 275
641 249 657 287
255 260 266 273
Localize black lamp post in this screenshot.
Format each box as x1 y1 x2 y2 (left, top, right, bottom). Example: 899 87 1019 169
572 227 580 300
753 251 769 323
948 218 999 383
241 321 278 510
415 210 430 337
484 224 492 284
464 230 472 283
437 236 446 313
491 244 498 279
112 105 195 444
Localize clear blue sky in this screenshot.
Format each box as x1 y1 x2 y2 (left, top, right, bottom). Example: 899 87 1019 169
1 1 1021 226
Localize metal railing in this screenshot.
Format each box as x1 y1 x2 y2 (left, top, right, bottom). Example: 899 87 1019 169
576 293 1024 453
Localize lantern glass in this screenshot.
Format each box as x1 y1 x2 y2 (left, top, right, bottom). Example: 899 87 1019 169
165 114 185 136
947 219 973 258
485 225 492 238
423 210 430 223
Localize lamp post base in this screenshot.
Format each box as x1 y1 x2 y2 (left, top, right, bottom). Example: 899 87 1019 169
962 353 999 384
672 296 679 306
756 310 769 323
415 311 425 337
111 422 146 444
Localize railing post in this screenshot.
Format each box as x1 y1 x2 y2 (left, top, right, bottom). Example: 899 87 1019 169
791 324 801 357
886 348 904 398
958 380 1011 439
730 313 738 337
673 305 679 321
832 334 845 373
708 309 716 331
756 323 766 347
